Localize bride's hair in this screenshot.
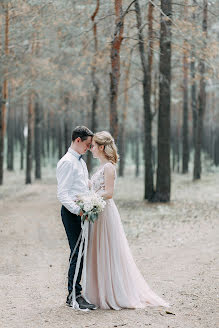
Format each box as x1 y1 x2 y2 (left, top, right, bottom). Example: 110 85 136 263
93 131 119 164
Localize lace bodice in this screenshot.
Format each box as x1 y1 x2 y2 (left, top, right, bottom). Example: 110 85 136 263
91 163 116 194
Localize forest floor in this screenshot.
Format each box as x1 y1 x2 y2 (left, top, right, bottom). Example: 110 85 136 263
0 165 218 328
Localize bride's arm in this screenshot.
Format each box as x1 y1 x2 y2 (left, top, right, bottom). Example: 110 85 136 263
98 164 115 200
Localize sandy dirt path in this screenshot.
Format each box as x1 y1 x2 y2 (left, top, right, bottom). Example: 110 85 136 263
0 169 218 328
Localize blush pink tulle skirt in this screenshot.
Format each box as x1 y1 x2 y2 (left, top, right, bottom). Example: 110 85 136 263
85 199 169 310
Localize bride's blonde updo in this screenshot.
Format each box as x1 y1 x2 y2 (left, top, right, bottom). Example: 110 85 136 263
93 131 119 164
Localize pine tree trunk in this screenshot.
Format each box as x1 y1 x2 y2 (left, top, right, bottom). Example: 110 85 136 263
193 0 207 180
135 0 154 200
57 111 63 160
191 56 197 150
64 93 70 153
20 105 24 170
14 104 19 152
0 16 2 184
154 0 172 202
64 118 69 154
0 5 9 185
91 0 99 136
41 112 45 161
119 50 132 177
118 122 125 176
34 100 41 179
214 131 219 166
110 0 123 143
182 45 189 173
87 0 100 172
0 87 4 185
7 97 14 171
131 136 135 162
26 95 34 184
135 131 140 177
171 128 176 172
182 0 189 174
51 111 56 157
191 1 197 151
47 110 50 158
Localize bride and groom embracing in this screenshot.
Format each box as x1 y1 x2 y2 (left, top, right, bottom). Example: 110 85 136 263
56 126 169 311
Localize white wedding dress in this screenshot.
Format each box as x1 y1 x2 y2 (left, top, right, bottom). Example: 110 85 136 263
85 163 169 310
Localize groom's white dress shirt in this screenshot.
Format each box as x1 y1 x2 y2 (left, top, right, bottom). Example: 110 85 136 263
56 147 89 215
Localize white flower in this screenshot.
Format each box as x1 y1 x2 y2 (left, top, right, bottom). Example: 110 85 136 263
76 191 106 222
84 202 93 212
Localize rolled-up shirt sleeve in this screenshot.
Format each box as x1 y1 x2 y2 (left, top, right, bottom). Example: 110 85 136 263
56 160 81 215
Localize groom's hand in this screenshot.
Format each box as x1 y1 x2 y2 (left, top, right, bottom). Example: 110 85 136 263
79 210 88 220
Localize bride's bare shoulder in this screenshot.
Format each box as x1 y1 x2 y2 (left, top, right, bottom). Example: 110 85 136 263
104 162 115 169
104 162 116 177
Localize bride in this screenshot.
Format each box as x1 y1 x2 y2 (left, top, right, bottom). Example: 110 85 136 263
85 131 169 310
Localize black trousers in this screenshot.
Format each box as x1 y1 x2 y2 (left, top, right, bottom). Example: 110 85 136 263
61 205 83 296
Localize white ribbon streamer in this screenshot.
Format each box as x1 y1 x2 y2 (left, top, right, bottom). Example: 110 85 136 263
69 219 89 309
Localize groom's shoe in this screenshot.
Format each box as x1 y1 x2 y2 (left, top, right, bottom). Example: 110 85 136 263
66 291 73 307
66 293 98 311
76 295 98 310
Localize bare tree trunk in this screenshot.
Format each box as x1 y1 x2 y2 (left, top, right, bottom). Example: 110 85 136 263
148 2 154 76
135 132 140 177
191 58 197 149
110 0 124 143
41 109 45 162
47 110 50 158
182 0 189 174
91 0 99 134
119 49 132 177
135 111 141 178
214 129 219 166
0 87 4 184
191 0 197 151
7 81 15 171
209 93 216 163
26 95 34 184
64 93 70 153
118 123 125 176
57 115 63 160
20 104 25 170
34 99 41 179
0 5 9 185
87 0 100 172
0 15 2 184
193 0 207 180
7 95 14 171
171 126 176 172
135 0 154 200
154 0 172 202
52 114 56 159
152 72 159 174
51 111 56 157
57 107 63 160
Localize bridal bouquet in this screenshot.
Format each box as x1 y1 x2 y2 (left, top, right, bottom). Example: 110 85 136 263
76 191 106 223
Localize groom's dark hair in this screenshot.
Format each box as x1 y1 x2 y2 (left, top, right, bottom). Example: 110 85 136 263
72 126 93 142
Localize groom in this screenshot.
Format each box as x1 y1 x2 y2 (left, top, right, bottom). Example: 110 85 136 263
56 126 97 310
